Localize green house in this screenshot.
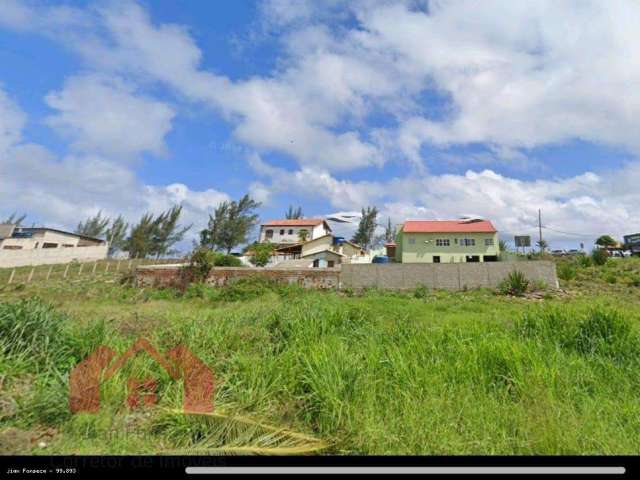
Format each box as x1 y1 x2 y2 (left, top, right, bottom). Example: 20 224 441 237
395 219 499 263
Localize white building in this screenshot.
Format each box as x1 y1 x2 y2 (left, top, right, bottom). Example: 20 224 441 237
0 225 108 267
259 219 332 244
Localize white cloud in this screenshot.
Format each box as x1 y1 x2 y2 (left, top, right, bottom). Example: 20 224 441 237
0 85 227 246
45 74 175 158
0 87 26 153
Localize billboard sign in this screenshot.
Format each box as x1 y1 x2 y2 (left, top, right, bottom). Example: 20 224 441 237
514 235 531 248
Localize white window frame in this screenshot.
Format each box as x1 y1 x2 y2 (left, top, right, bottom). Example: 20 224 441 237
436 239 450 247
484 238 494 246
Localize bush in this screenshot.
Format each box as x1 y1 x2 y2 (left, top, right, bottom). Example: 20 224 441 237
413 284 429 299
557 262 577 281
575 255 592 268
248 242 276 267
591 248 609 266
498 270 530 296
185 247 241 282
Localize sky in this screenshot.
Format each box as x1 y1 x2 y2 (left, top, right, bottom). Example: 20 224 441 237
2 0 640 251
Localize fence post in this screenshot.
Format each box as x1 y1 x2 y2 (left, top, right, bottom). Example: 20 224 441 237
8 269 15 284
92 261 98 275
27 266 35 283
63 263 70 278
78 263 84 276
116 260 120 272
46 265 53 281
105 262 110 273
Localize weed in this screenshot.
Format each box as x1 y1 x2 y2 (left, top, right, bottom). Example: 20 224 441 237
498 271 530 296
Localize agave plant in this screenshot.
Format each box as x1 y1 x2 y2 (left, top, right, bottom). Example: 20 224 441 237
499 271 530 296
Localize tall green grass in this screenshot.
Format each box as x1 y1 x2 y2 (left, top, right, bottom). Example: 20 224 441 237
2 280 640 454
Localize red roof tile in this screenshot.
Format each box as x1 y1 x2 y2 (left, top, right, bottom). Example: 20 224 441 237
262 219 325 227
402 220 497 234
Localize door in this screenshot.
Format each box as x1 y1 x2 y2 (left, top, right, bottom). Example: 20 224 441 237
433 256 440 263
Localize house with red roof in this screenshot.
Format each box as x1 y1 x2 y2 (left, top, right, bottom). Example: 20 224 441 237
395 219 499 263
259 218 332 245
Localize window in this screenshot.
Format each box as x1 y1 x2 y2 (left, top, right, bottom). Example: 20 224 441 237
436 239 450 247
3 245 22 250
485 238 494 246
328 260 335 268
408 238 416 245
42 242 58 248
35 242 39 248
312 259 320 268
265 229 273 239
62 244 74 248
461 238 475 247
288 229 293 235
433 256 441 263
279 229 285 235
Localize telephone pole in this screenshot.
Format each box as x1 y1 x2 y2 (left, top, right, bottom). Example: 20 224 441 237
538 209 543 253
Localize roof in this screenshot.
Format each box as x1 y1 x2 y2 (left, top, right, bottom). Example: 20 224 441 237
301 248 346 258
17 227 107 243
262 218 330 229
402 219 497 234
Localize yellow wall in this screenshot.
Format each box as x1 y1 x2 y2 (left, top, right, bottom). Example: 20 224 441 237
397 231 499 263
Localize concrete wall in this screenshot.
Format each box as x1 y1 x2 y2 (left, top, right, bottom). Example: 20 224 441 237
0 245 108 268
136 265 341 289
341 261 558 290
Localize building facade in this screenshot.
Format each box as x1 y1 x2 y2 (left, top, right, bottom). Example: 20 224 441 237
0 225 108 267
259 219 332 244
395 220 499 263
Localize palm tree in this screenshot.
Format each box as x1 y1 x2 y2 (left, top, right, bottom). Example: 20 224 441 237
298 229 309 242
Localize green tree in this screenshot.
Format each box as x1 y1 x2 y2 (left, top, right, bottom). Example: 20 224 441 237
285 205 303 219
351 206 378 250
298 228 309 242
498 239 510 253
248 242 275 267
151 205 191 258
2 212 27 226
76 211 110 238
125 213 156 259
383 217 396 243
125 205 190 259
105 215 129 257
200 194 261 254
595 235 617 247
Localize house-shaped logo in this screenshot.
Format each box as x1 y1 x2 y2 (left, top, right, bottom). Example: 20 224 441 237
69 337 214 414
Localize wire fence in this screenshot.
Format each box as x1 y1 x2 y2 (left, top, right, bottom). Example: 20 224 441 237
0 257 187 286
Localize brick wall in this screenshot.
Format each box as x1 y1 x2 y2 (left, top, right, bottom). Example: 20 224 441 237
135 264 341 289
135 261 558 291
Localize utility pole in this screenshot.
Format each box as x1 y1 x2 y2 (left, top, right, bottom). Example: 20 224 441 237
538 209 543 253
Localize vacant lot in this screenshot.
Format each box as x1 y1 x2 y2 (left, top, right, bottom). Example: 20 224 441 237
1 258 640 455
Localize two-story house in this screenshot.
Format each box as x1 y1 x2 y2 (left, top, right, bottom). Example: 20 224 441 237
395 219 499 263
259 219 332 245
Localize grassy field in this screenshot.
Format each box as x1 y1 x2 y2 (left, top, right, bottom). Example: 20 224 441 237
1 258 640 455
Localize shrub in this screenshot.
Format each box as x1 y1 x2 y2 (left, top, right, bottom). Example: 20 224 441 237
591 248 609 266
557 262 577 281
413 284 429 299
631 276 640 287
248 242 276 267
498 270 529 296
604 273 617 284
185 247 241 283
575 255 592 268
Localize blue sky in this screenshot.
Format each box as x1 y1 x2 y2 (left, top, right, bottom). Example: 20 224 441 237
2 0 640 251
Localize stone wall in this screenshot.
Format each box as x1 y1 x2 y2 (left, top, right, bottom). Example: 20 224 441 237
0 245 108 268
135 261 558 291
341 261 558 290
135 264 341 289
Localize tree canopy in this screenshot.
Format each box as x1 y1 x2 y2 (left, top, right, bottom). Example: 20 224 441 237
125 205 191 259
285 205 303 219
200 194 261 254
2 212 27 226
351 206 378 250
76 211 110 239
595 235 617 247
